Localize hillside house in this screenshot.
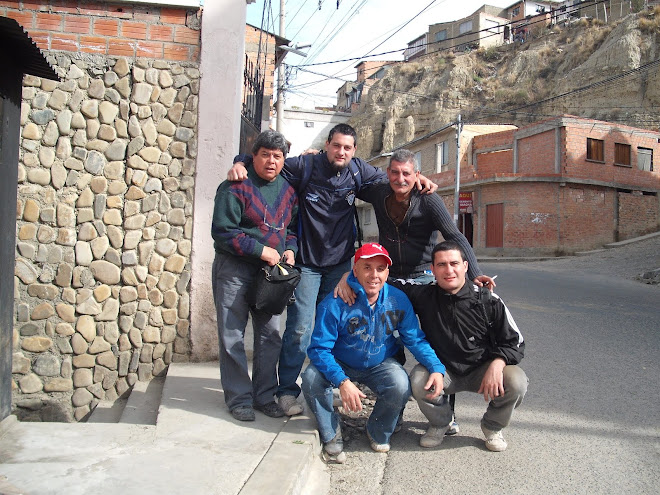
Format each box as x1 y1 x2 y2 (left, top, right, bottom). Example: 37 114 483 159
428 5 510 53
360 123 517 243
444 115 659 254
361 115 659 255
336 60 397 112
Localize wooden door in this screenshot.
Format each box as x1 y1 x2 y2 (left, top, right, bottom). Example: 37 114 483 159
486 203 503 248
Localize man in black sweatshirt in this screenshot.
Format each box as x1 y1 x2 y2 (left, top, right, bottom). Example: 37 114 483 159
397 240 527 452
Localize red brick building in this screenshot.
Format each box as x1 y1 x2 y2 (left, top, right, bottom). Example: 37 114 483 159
243 23 287 128
433 115 660 255
1 0 201 61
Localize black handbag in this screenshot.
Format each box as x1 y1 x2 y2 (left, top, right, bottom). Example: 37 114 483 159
249 262 302 315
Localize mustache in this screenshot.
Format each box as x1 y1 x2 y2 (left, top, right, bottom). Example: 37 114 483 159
393 181 410 187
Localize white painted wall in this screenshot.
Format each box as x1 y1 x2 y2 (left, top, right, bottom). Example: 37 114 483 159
281 108 350 156
190 0 252 361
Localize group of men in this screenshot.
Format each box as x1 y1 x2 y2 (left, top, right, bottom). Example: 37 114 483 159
211 123 528 462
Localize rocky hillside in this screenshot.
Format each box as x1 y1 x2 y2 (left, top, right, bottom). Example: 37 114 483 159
349 9 660 159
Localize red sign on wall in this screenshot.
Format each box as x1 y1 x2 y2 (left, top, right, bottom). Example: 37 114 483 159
459 192 473 213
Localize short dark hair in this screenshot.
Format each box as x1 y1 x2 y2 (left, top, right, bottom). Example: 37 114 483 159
432 240 466 263
252 130 289 157
388 149 420 172
327 123 357 147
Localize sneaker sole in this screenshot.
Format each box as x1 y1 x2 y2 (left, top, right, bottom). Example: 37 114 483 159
231 411 255 422
283 405 304 416
485 441 507 452
419 439 444 448
322 450 346 464
254 405 285 418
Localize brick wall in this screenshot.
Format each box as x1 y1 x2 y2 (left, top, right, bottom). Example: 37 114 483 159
476 149 513 177
563 121 660 189
2 0 200 61
619 192 660 240
517 128 556 175
473 129 515 150
558 185 614 250
465 182 622 254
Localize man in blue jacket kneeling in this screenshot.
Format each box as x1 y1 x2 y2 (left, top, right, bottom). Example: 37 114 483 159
301 243 445 463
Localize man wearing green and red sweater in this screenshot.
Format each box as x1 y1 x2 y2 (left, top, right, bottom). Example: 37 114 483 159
211 130 298 422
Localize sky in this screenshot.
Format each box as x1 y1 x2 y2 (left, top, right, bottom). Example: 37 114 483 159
246 0 515 109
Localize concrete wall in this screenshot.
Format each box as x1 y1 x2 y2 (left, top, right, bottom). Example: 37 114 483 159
281 108 350 156
190 0 247 362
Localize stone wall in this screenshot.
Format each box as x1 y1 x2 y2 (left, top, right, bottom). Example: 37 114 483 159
12 53 197 422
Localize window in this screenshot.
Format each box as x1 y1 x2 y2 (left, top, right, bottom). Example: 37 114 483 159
436 141 450 172
638 147 654 172
485 19 501 34
361 207 371 225
459 21 473 34
586 138 604 162
435 30 447 42
511 7 520 17
614 143 631 166
304 121 314 128
414 151 422 172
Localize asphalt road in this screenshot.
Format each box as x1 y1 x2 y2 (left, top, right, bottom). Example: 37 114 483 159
325 258 660 495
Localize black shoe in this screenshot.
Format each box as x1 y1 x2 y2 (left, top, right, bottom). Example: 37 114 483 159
231 406 255 422
254 401 285 418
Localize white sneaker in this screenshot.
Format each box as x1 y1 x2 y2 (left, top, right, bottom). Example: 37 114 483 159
323 427 346 464
445 419 460 436
278 395 303 416
419 425 450 448
481 424 507 452
366 430 390 453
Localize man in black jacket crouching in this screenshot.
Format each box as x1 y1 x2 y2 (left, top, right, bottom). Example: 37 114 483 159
398 240 528 452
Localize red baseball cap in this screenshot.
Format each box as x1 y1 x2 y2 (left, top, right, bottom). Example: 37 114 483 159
354 243 392 266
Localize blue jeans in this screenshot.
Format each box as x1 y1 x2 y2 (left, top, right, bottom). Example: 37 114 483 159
212 252 282 411
277 260 351 398
301 358 411 445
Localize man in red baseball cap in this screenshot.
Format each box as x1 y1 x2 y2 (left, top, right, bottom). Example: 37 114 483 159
301 242 445 463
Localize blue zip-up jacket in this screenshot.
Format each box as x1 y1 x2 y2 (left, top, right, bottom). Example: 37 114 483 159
307 272 446 387
235 153 386 267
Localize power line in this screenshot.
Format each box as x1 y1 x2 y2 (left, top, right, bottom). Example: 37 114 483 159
291 0 612 67
475 58 660 120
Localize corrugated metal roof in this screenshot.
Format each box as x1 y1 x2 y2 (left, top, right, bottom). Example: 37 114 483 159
0 16 59 81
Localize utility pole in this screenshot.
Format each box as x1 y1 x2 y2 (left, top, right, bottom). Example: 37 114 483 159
453 114 462 225
276 0 285 131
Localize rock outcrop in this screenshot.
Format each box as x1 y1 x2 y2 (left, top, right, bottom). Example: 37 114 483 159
350 11 660 159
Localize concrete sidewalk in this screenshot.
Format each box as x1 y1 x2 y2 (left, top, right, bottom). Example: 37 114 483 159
0 362 327 495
